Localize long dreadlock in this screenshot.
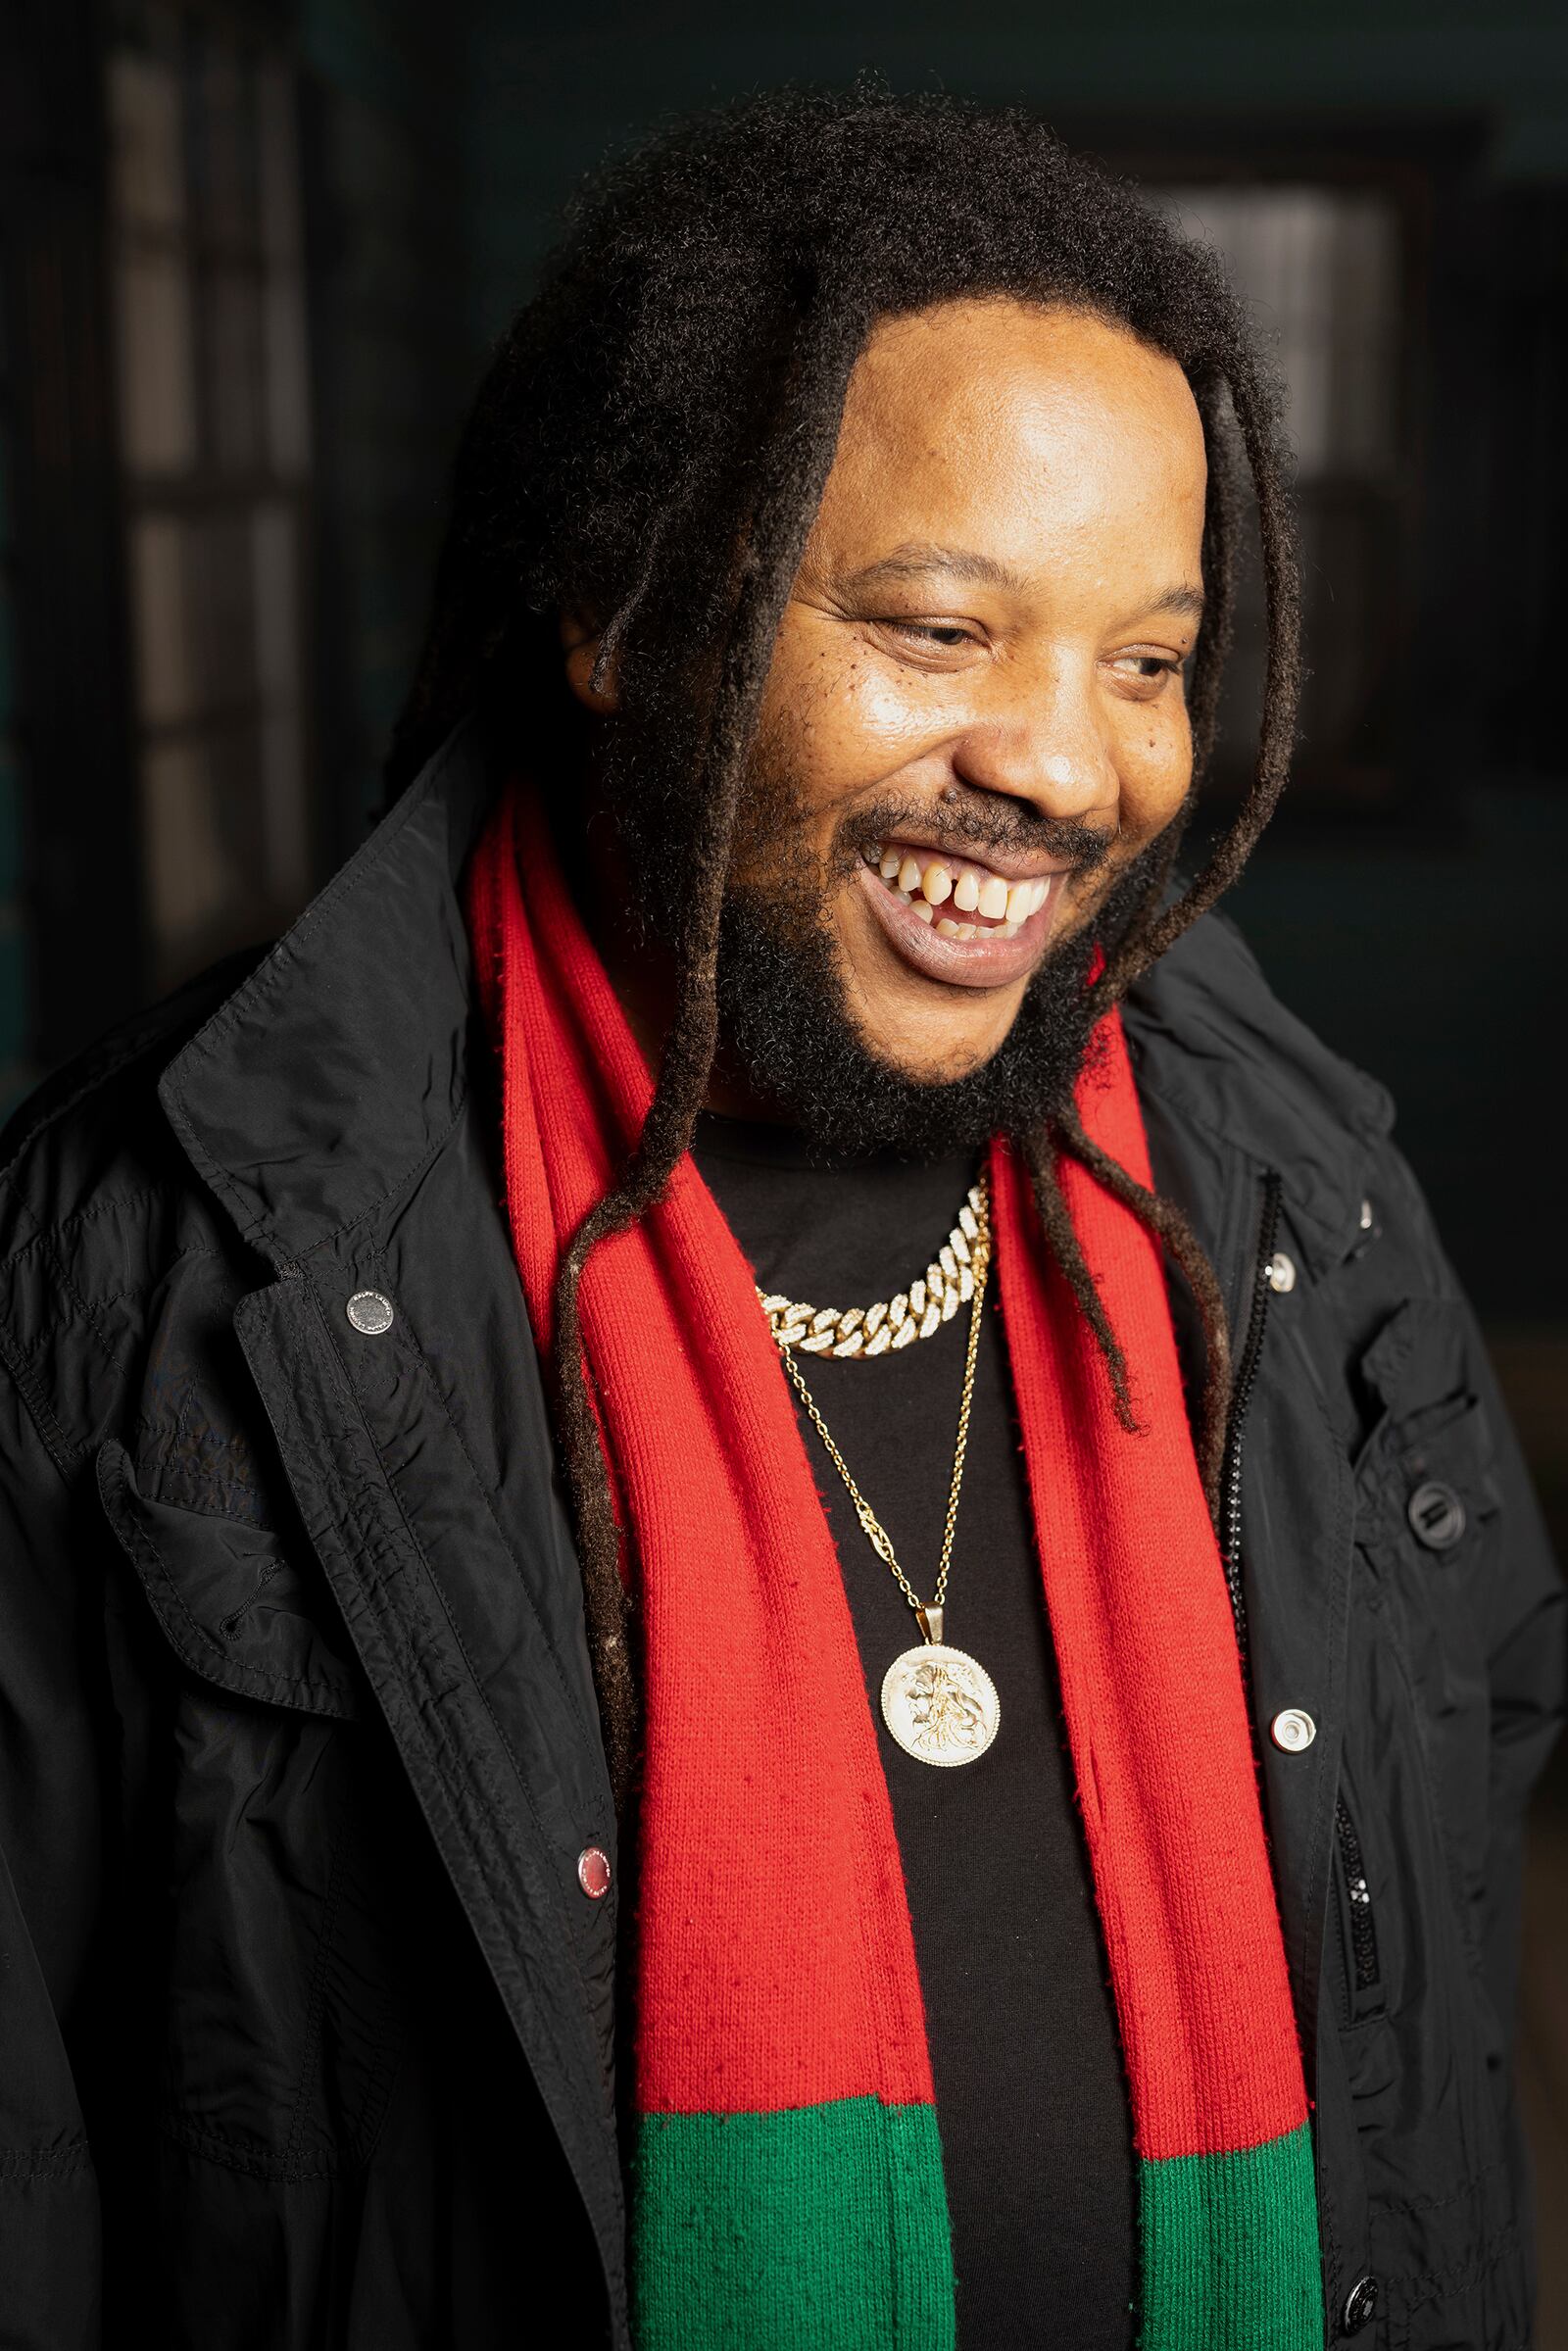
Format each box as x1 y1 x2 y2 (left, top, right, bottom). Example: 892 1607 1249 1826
390 87 1301 1807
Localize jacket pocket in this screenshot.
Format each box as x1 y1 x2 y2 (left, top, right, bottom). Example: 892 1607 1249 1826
97 1439 362 1719
96 1442 405 2178
1351 1302 1499 1929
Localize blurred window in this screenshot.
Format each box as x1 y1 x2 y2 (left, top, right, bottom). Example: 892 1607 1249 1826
1153 182 1409 810
108 8 313 987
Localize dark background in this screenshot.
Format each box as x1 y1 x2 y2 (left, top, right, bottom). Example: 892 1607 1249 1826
2 0 1564 2322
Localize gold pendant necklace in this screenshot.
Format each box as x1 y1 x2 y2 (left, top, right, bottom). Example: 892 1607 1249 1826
771 1173 1001 1768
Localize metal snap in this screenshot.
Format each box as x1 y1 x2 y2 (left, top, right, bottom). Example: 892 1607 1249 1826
1341 2273 1379 2334
1269 1707 1317 1754
577 1845 612 1900
1265 1251 1297 1295
1407 1480 1466 1551
346 1290 395 1336
1357 1198 1374 1232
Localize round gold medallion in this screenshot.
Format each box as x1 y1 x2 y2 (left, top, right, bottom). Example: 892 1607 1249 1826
880 1643 1000 1768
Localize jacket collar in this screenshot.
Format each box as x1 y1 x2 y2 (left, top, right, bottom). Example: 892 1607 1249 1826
1122 910 1394 1273
163 721 1390 1275
160 722 494 1268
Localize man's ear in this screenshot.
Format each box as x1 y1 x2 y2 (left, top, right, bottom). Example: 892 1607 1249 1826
561 610 619 712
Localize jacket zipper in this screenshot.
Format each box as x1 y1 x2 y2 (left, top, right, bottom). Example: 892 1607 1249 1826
1334 1793 1384 2012
1217 1169 1283 1660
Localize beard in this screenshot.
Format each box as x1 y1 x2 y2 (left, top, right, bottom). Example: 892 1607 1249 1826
711 765 1167 1162
599 710 1168 1163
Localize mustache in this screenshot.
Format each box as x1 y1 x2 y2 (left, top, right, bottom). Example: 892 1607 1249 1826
828 791 1117 878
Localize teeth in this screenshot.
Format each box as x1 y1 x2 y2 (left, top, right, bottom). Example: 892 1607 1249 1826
999 920 1019 939
879 848 1055 927
936 917 961 937
912 900 934 924
957 922 976 940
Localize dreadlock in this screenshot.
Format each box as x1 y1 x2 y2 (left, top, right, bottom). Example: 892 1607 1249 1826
391 86 1301 1806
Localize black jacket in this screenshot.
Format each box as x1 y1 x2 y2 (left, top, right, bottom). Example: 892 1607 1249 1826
1 726 1560 2350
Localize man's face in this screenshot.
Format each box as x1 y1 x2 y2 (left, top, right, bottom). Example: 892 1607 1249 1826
729 298 1208 1088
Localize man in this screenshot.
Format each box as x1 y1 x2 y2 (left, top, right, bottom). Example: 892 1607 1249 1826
0 88 1559 2351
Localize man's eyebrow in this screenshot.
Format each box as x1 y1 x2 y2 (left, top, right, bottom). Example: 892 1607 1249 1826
836 542 1028 595
836 543 1206 627
1142 583 1206 624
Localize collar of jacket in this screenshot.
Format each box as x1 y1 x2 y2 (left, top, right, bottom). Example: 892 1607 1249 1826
159 718 1393 1287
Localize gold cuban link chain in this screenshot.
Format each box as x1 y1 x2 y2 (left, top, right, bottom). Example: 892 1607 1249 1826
773 1173 992 1629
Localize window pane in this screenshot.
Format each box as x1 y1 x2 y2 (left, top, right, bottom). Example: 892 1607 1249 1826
188 36 257 255
189 510 257 710
207 269 267 468
128 514 196 723
142 735 233 950
252 504 308 903
115 247 196 471
108 50 185 232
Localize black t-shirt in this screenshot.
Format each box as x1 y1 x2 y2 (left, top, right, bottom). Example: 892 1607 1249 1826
692 1114 1137 2351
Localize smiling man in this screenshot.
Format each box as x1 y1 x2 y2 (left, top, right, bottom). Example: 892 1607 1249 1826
1 87 1561 2351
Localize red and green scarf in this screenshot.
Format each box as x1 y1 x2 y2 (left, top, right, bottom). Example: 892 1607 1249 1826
468 784 1322 2350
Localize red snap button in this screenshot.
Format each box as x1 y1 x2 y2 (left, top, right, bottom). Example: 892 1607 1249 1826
577 1845 612 1899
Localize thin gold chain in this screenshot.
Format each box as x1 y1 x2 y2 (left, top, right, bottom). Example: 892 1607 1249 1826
775 1176 991 1624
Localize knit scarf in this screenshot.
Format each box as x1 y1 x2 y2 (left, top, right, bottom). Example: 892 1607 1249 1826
467 783 1322 2351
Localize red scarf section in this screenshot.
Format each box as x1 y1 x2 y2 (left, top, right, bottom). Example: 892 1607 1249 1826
467 781 1321 2350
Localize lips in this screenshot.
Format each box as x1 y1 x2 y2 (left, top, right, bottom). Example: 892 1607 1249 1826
855 838 1071 991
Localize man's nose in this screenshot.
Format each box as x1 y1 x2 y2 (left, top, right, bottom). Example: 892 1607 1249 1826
949 667 1115 820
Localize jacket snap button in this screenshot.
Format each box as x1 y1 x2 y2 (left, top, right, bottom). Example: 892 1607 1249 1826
1341 2273 1379 2333
577 1845 612 1899
1358 1197 1374 1232
1407 1480 1465 1550
346 1289 395 1336
1270 1707 1316 1753
1265 1250 1297 1294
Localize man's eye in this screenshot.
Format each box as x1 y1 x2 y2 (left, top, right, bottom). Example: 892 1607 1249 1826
883 620 975 650
1111 654 1182 682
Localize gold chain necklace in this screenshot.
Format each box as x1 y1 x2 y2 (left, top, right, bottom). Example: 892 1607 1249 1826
769 1172 1001 1768
758 1183 989 1356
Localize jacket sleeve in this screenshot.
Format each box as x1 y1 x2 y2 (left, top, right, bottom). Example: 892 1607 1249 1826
0 1351 105 2346
1382 1139 1566 2047
1465 1312 1564 2049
